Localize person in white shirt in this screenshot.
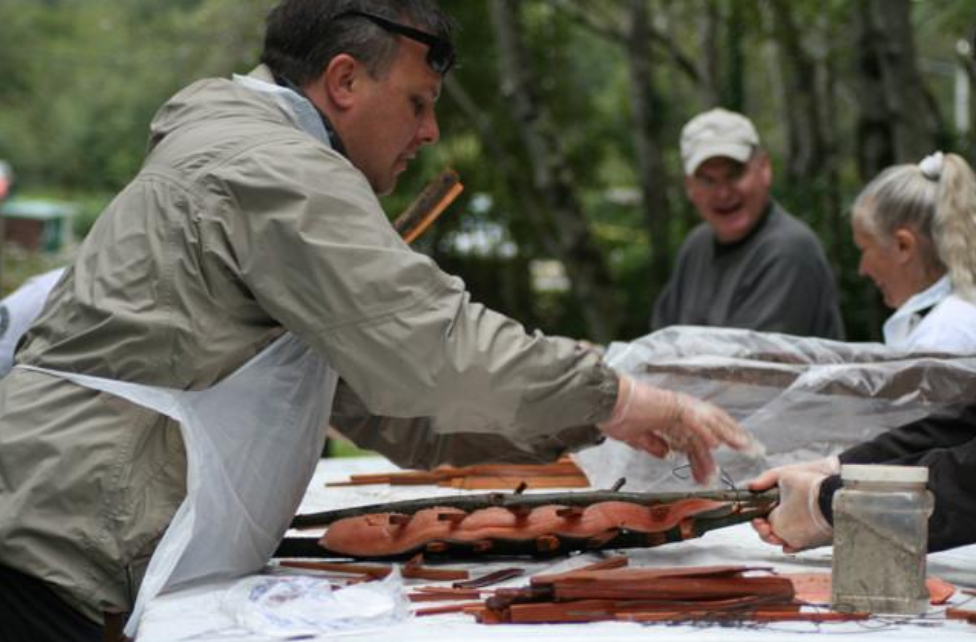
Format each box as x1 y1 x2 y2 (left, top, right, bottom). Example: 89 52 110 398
749 152 976 554
0 267 65 377
852 151 976 353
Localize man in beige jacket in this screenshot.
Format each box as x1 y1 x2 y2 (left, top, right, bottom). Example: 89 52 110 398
0 1 748 640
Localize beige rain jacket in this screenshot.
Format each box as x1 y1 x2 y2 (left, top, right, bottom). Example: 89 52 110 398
0 66 617 620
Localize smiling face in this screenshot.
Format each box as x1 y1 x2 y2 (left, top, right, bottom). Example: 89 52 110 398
684 153 772 244
851 217 917 309
317 37 442 196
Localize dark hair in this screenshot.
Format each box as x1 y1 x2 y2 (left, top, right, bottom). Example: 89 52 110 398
261 0 455 86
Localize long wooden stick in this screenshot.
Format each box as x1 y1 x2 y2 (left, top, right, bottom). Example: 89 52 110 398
326 460 585 487
278 560 392 578
393 169 463 244
292 488 779 529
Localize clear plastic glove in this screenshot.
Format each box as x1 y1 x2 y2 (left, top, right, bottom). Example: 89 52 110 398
748 458 838 553
597 374 752 485
749 457 840 490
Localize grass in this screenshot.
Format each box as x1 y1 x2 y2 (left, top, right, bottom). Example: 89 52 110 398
326 434 376 459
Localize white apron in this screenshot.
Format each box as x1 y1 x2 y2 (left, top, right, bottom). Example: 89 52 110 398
20 332 338 637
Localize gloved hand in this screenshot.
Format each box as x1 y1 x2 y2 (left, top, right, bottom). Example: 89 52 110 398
749 456 841 489
748 457 839 553
598 374 752 484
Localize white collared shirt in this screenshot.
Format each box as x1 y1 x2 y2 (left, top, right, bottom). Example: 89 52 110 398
883 275 976 354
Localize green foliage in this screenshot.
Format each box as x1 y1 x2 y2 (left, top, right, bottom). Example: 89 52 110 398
326 435 375 459
0 0 267 193
1 245 63 297
3 0 976 342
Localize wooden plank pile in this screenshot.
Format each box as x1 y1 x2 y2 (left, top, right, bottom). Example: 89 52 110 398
453 564 871 625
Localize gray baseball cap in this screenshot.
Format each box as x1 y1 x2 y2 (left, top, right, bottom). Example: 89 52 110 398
680 108 760 176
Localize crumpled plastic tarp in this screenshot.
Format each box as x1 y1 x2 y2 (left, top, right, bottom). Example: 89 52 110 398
221 568 408 638
576 326 976 491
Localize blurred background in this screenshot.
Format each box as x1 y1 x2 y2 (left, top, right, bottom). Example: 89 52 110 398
2 0 975 344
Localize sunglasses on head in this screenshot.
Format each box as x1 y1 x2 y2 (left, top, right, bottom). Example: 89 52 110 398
336 10 456 75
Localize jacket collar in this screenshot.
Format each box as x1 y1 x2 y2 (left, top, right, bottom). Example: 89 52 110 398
233 65 347 156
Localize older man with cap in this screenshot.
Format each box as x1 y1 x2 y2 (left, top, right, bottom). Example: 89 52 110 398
651 108 844 339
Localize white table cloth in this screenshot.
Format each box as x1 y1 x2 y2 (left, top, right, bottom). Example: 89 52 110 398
136 456 976 641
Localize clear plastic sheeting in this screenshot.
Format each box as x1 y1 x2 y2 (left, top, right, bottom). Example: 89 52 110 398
222 570 409 638
577 326 976 492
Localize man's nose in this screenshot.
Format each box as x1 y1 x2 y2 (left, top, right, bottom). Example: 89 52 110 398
714 181 733 199
419 111 440 146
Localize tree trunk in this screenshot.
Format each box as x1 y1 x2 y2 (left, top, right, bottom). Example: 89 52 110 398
958 44 976 144
697 0 722 107
816 0 846 272
723 0 746 111
853 0 945 181
488 0 620 343
442 75 556 327
624 0 673 298
766 0 827 184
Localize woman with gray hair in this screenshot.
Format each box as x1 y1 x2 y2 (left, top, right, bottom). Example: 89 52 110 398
750 152 976 556
851 151 976 352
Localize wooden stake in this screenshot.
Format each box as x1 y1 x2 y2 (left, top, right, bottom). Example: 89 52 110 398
393 169 463 244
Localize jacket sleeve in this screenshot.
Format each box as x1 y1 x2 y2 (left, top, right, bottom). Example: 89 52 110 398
818 403 976 552
210 140 618 449
838 404 976 464
329 379 604 469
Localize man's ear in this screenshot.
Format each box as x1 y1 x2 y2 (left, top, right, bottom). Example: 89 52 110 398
892 227 918 263
755 151 773 187
322 53 360 111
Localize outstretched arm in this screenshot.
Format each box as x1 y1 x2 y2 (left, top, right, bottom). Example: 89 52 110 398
599 374 752 485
